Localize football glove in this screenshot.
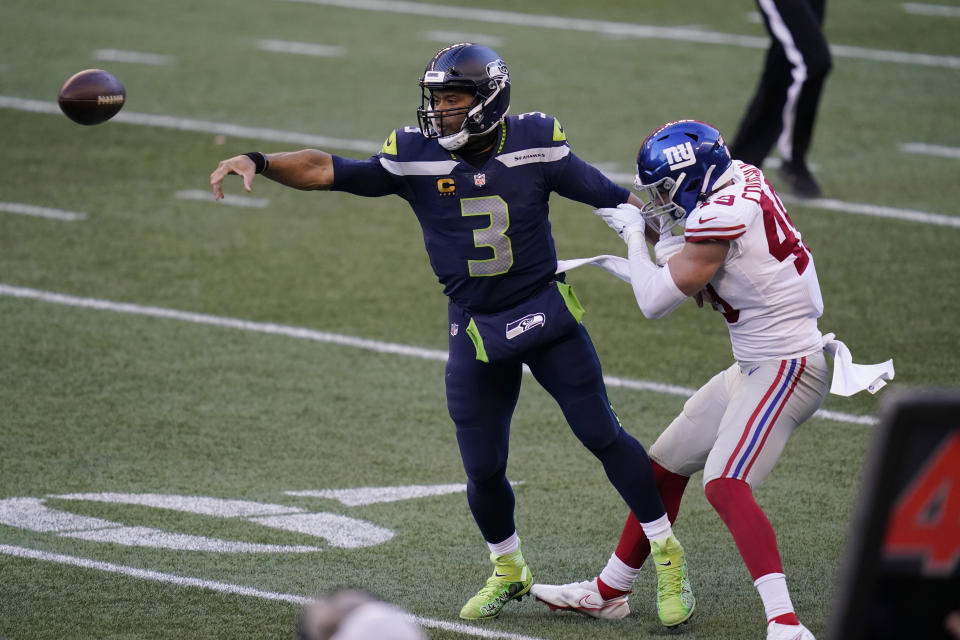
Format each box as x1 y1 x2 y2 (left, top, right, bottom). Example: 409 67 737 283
654 234 685 266
594 203 647 244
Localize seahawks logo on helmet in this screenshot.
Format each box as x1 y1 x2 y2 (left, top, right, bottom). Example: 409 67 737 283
486 59 509 81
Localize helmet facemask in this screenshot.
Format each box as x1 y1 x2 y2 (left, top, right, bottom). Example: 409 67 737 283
634 174 688 235
418 82 477 150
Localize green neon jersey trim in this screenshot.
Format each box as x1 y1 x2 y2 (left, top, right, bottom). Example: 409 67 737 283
553 118 566 142
556 281 585 323
381 130 398 155
466 318 489 363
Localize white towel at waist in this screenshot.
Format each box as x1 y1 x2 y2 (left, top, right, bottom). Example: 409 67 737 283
555 255 894 397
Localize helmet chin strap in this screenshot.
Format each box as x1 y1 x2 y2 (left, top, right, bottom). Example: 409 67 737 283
704 163 737 198
438 129 470 150
438 100 483 150
700 164 716 199
669 171 686 203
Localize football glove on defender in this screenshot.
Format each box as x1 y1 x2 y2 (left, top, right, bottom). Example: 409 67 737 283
594 203 647 244
654 234 685 267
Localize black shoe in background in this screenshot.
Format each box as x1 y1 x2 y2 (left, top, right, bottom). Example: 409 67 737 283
777 161 823 199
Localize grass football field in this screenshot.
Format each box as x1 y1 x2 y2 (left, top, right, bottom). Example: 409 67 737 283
1 1 958 638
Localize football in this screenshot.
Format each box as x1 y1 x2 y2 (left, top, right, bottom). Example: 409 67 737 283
57 68 126 126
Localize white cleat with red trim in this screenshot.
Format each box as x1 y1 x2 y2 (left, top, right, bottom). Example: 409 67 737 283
766 621 815 640
530 578 630 620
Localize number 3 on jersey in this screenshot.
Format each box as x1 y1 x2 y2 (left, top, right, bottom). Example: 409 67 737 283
462 196 514 277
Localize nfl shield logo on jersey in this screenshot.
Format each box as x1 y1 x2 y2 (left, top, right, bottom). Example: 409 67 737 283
450 322 459 336
474 173 486 188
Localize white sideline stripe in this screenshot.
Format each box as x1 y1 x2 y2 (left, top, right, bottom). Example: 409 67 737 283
175 189 269 208
0 544 549 640
603 375 697 398
0 283 877 426
0 201 86 221
93 49 174 66
0 283 449 362
1 96 955 228
600 170 960 228
781 195 960 228
256 39 345 57
815 408 877 426
0 96 381 154
828 43 960 68
283 0 960 69
900 142 960 160
286 0 768 47
903 2 960 17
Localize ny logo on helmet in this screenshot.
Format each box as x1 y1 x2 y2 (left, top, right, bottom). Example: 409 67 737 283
663 141 696 170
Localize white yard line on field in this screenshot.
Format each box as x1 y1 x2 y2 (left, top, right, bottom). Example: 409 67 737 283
0 544 547 640
92 49 174 66
902 3 960 17
597 169 960 229
0 283 879 426
0 95 956 229
175 189 269 208
423 30 504 46
780 195 960 228
0 96 381 154
286 482 521 506
283 0 960 69
0 201 86 221
900 142 960 160
255 40 346 57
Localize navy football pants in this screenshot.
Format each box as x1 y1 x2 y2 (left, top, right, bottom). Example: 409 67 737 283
446 319 666 544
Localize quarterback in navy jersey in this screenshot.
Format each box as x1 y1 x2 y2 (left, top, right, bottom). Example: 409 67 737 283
332 114 625 314
210 43 694 626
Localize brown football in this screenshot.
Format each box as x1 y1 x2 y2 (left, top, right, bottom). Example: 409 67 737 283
57 69 126 126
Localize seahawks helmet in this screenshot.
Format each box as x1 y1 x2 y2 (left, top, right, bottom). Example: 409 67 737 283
417 43 510 150
634 120 735 234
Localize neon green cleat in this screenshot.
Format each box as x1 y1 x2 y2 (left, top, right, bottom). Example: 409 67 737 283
650 534 695 627
459 548 532 620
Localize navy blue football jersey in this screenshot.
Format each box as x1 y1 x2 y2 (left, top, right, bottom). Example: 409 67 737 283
331 112 629 313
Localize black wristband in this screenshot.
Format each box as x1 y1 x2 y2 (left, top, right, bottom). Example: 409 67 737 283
244 152 269 174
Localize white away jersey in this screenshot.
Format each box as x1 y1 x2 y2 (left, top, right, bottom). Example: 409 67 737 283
683 161 823 361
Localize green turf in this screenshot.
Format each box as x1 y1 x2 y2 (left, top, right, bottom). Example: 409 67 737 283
1 1 958 639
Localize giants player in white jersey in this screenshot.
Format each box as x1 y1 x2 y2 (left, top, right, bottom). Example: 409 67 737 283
533 120 826 640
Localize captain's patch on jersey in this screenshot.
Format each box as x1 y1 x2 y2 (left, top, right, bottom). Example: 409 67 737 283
437 177 456 196
505 312 545 339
